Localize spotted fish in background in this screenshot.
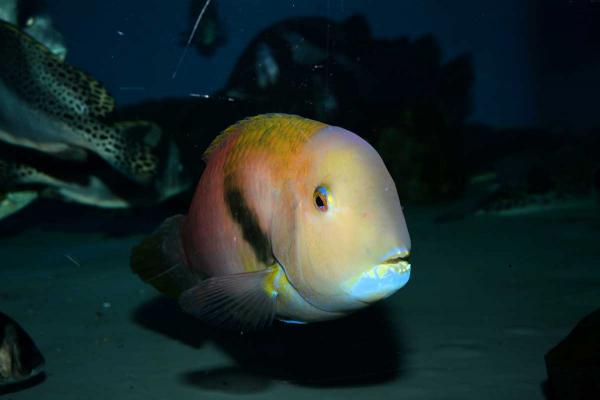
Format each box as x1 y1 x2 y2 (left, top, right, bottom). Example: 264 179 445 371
0 312 45 389
0 0 67 60
0 157 131 209
131 114 412 331
0 21 160 185
0 137 191 216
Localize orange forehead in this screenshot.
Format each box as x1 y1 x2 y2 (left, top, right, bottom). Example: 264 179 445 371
207 114 327 178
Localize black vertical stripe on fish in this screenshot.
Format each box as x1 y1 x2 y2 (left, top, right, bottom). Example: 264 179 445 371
224 176 271 264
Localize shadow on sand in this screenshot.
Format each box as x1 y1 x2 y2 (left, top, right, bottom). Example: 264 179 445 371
0 373 46 395
132 295 407 394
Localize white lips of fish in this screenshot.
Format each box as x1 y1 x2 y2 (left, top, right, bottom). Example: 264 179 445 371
343 248 411 303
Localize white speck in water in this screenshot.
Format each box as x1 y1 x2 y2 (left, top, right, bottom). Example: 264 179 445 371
189 93 210 98
102 302 112 309
117 30 124 36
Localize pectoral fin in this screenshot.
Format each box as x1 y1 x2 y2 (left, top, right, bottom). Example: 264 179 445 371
178 268 279 332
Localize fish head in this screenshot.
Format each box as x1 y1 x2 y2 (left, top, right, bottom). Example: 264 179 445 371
273 125 411 314
22 14 67 60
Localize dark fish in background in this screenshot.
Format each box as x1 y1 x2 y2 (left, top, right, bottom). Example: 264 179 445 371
182 0 227 57
0 312 44 389
217 15 473 203
0 21 162 185
220 15 369 121
0 0 66 60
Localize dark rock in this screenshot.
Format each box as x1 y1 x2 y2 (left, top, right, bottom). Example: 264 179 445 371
545 308 600 400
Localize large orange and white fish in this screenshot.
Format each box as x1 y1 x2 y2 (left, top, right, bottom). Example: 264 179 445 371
131 114 411 331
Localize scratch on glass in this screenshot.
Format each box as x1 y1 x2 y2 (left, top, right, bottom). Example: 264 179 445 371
172 0 213 79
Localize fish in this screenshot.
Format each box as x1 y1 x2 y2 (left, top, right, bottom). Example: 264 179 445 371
0 312 45 388
0 21 160 185
0 0 66 60
131 114 411 331
0 137 190 214
21 14 67 61
0 149 132 210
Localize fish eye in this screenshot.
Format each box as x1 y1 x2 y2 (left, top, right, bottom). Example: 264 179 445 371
313 186 329 212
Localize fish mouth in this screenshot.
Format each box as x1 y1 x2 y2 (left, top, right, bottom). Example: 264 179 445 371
346 255 411 304
272 251 411 312
382 253 411 265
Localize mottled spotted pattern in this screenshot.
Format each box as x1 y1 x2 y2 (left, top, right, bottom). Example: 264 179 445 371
0 21 113 118
0 21 158 184
0 158 40 188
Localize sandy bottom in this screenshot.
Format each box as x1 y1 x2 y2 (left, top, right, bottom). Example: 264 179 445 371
1 200 599 399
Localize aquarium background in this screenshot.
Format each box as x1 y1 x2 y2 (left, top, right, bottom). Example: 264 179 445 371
1 0 599 399
53 0 600 131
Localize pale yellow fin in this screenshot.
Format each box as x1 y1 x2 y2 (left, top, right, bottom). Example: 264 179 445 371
179 268 278 332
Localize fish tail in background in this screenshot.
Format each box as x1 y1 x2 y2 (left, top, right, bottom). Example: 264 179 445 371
97 121 162 186
130 215 197 299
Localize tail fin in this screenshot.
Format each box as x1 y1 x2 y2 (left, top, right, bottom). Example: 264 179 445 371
94 121 162 186
130 215 198 298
